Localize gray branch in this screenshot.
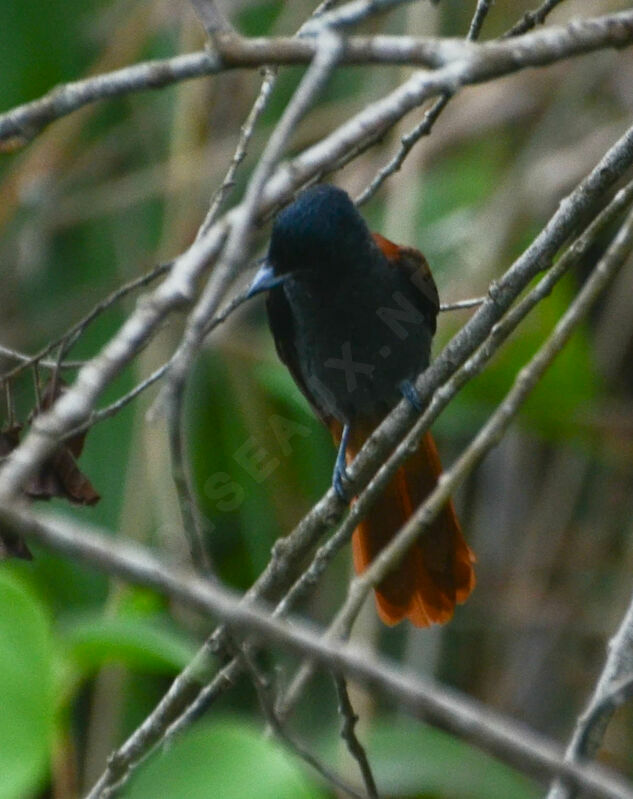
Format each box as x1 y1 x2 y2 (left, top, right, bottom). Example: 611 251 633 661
0 10 631 146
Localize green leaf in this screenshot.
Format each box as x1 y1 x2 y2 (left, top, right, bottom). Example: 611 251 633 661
365 718 539 798
0 570 54 799
61 613 198 675
124 718 325 799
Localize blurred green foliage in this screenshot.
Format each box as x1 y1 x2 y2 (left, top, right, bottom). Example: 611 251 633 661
124 718 326 799
0 572 54 799
364 718 539 798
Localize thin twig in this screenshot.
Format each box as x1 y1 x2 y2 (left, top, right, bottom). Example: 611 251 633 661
57 285 251 444
197 68 278 239
355 0 493 206
504 0 568 38
440 296 486 312
144 290 255 566
234 642 370 799
166 392 214 574
468 0 493 40
4 382 15 428
0 346 85 372
355 95 451 207
301 0 417 33
576 675 633 761
187 0 233 35
334 675 380 799
313 0 340 17
197 0 354 238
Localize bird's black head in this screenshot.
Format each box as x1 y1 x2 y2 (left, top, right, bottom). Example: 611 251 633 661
267 184 374 278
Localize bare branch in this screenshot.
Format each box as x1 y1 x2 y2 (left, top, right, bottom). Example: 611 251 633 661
0 346 84 372
1 10 632 147
333 675 379 799
440 296 486 312
505 0 568 38
301 0 418 33
356 0 491 205
197 0 359 237
0 219 227 501
197 68 277 238
468 0 493 40
236 643 370 799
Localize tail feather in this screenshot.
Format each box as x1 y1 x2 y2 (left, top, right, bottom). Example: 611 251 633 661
344 426 475 627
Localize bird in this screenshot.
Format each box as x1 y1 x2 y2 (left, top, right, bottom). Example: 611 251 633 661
248 184 475 626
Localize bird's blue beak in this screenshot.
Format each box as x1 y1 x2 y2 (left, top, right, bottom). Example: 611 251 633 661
246 259 287 298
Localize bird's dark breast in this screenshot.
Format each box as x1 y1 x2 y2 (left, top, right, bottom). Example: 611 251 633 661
280 270 433 424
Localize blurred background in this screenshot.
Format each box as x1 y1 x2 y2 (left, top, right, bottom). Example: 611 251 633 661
2 0 633 797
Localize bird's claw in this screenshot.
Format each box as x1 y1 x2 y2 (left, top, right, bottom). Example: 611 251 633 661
333 422 352 502
333 461 350 502
400 379 423 413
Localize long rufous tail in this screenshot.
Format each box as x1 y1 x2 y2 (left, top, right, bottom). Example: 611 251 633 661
341 425 475 627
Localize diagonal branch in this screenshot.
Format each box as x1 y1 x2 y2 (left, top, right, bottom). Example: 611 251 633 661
505 0 568 38
0 261 172 382
356 0 512 206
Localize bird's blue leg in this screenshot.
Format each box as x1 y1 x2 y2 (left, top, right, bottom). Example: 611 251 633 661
333 423 351 501
400 379 423 412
